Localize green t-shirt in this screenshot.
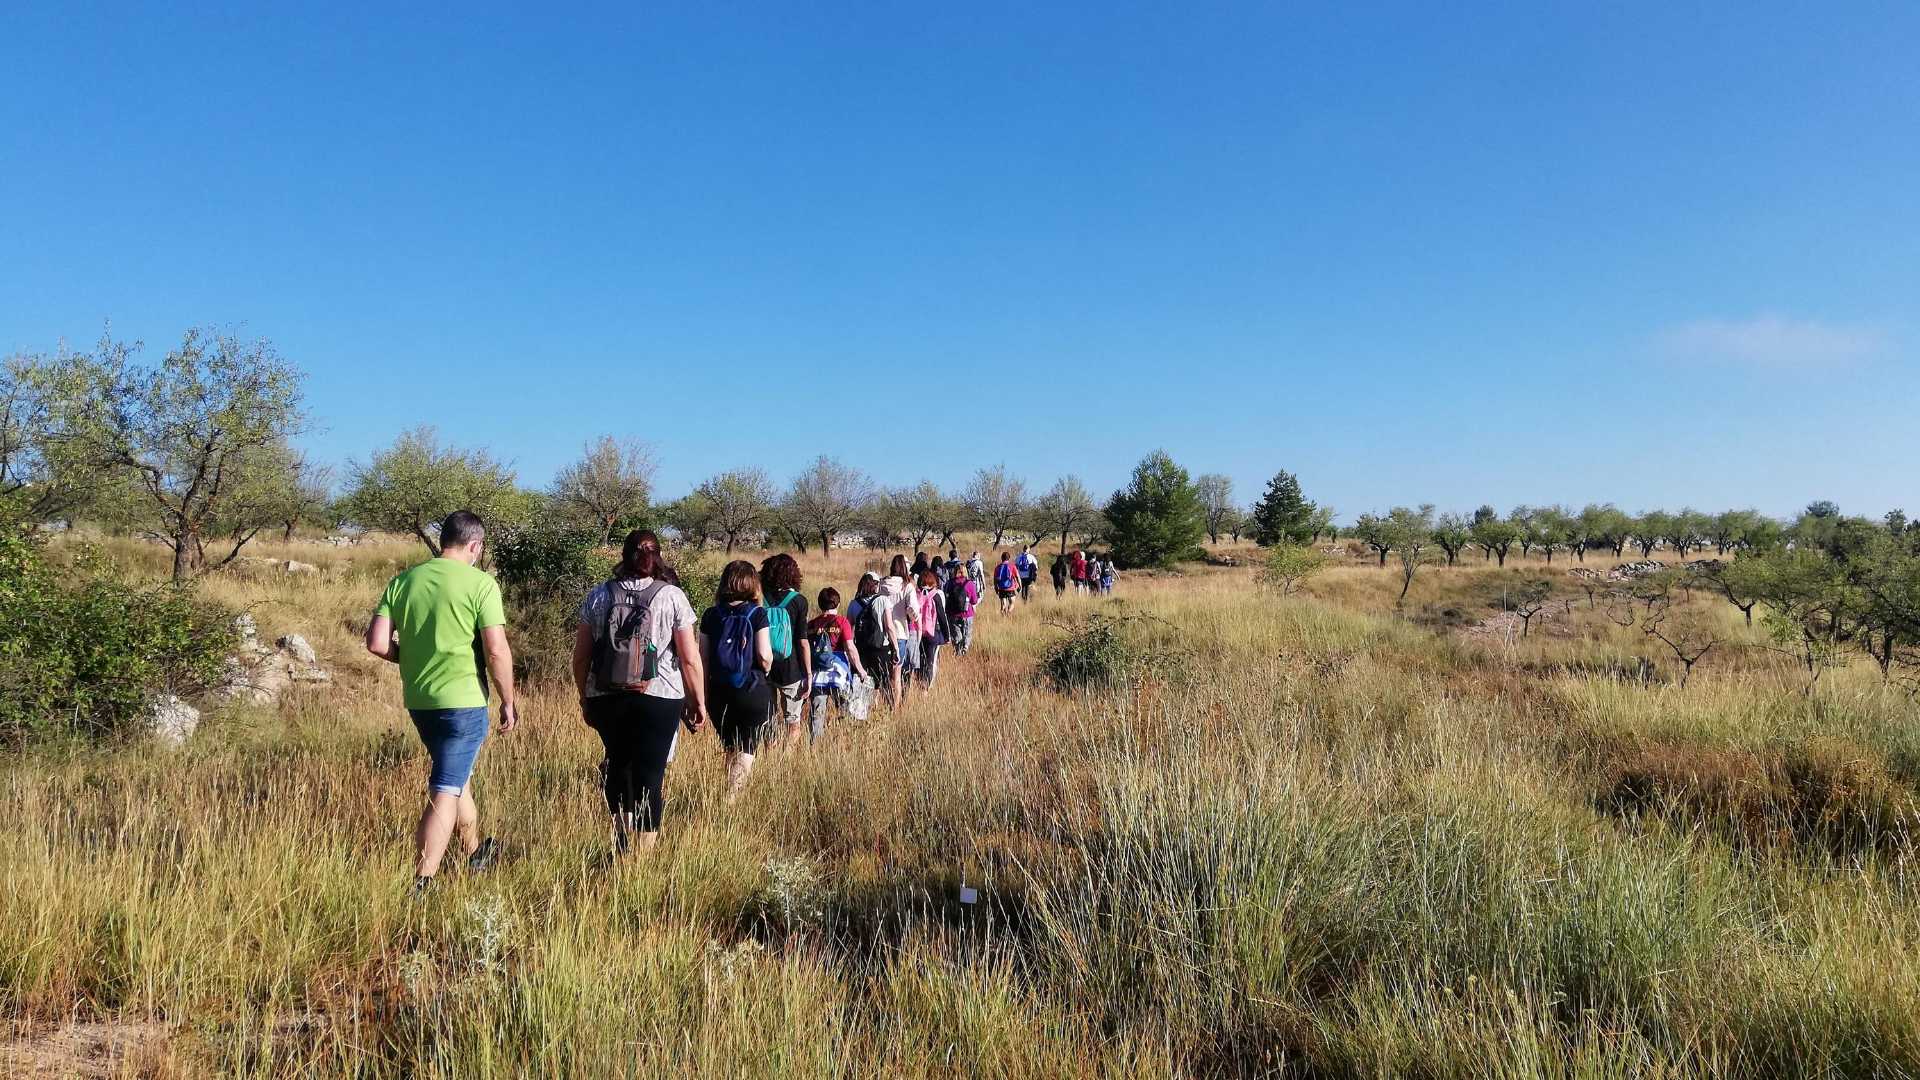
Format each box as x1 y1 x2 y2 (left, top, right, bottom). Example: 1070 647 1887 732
375 558 508 710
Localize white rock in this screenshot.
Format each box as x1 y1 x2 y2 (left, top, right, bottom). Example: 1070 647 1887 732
278 634 318 664
282 560 320 574
147 695 200 744
233 613 259 644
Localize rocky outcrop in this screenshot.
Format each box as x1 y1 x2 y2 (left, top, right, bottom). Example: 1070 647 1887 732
222 616 331 705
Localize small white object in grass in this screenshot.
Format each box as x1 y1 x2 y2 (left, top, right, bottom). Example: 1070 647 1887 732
958 885 978 905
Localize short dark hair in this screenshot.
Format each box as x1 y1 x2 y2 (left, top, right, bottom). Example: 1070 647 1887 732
917 569 939 589
716 560 761 604
761 553 803 595
1000 552 1011 561
440 510 485 549
818 586 841 611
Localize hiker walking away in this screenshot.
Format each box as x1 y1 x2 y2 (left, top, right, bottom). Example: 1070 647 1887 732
1085 553 1102 598
365 510 517 893
882 555 920 706
628 529 680 586
945 564 980 656
848 571 898 708
571 533 704 857
1050 553 1068 597
1071 548 1089 593
698 561 774 802
967 550 987 590
914 568 950 690
1015 545 1038 602
910 551 930 579
1100 555 1117 596
994 551 1020 615
943 549 963 587
758 553 810 751
805 587 867 741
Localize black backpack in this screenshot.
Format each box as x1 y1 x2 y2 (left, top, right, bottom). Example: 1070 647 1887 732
945 578 970 618
591 578 668 692
854 597 889 649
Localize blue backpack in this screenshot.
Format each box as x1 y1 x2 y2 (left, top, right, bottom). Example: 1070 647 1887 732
714 603 762 689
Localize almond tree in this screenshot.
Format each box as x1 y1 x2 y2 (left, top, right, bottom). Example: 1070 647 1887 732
962 465 1028 549
696 467 776 553
344 426 516 557
61 329 307 580
552 436 655 544
1195 473 1235 544
784 455 874 558
1032 476 1096 555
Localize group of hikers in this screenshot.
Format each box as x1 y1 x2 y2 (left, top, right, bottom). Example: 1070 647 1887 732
366 511 1118 890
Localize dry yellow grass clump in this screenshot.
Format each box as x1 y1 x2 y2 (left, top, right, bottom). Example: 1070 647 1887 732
4 536 1920 1077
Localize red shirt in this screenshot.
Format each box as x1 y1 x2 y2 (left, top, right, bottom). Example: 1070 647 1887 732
807 613 855 653
1071 553 1088 580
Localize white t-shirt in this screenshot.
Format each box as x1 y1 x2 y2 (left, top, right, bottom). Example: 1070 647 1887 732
881 575 919 637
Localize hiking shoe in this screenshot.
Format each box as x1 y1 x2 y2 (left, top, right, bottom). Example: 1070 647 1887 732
467 837 501 873
412 875 434 897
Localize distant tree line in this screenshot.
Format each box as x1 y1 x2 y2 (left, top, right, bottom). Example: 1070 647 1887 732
5 331 1915 683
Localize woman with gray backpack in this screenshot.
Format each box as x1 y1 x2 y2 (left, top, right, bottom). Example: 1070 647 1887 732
571 532 705 858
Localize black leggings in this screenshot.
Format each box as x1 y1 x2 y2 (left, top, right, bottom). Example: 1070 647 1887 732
585 693 682 831
709 676 772 754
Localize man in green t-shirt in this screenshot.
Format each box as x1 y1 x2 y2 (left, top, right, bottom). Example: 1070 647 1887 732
365 510 520 891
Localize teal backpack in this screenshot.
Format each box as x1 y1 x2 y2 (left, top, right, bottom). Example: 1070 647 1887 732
766 590 800 660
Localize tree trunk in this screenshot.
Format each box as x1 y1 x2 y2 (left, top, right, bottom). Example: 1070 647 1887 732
1059 530 1070 555
1495 550 1507 567
1376 549 1387 566
725 534 736 554
992 527 1006 549
414 525 443 558
171 528 200 582
820 530 832 557
282 519 297 543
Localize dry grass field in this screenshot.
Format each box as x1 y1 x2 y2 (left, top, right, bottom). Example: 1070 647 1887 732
5 536 1920 1077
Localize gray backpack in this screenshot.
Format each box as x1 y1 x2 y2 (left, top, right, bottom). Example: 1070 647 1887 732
592 578 669 692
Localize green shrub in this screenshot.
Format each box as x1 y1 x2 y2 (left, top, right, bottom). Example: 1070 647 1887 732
489 522 718 684
1257 544 1328 595
1041 614 1145 693
0 528 235 746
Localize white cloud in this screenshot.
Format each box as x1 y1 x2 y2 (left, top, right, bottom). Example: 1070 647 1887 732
1657 315 1888 370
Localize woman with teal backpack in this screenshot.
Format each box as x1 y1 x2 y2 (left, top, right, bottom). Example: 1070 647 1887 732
758 553 810 751
698 560 773 803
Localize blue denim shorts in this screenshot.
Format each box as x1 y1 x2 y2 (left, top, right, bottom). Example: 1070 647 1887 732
409 706 490 795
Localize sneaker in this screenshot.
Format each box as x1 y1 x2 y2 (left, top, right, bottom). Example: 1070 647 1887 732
412 875 434 897
467 837 501 874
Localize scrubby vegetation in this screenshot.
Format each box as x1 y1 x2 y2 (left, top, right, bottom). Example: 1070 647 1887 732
4 533 1920 1076
0 524 234 747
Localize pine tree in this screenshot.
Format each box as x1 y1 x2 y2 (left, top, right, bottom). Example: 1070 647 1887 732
1103 451 1206 568
1250 470 1314 546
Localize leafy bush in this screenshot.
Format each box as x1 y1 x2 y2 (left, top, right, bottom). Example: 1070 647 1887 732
1257 544 1328 595
1041 614 1145 693
489 521 717 684
0 527 235 746
489 521 608 684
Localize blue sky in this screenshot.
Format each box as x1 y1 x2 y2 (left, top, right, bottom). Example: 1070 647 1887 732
4 3 1915 520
